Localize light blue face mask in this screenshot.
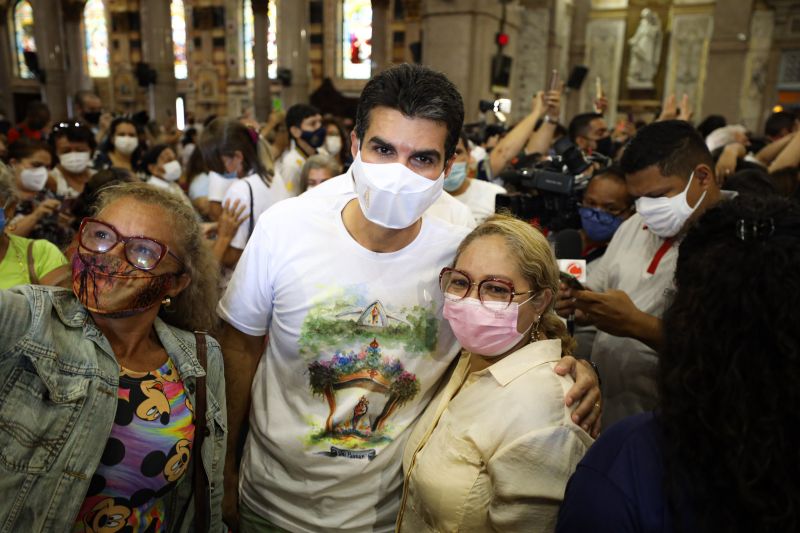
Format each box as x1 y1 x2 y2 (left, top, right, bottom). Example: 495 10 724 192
443 162 468 192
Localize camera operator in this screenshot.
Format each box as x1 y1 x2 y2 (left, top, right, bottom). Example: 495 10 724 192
556 120 734 426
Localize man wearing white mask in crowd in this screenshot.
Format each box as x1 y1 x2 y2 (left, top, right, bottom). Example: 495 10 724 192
557 120 733 426
49 122 96 199
218 64 601 533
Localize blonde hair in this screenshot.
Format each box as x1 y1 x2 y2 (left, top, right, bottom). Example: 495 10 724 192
96 182 221 332
454 213 576 355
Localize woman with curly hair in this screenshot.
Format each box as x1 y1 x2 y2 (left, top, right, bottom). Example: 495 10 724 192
557 194 800 532
0 182 226 531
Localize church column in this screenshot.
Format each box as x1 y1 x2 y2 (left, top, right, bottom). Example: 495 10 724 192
140 0 177 122
700 0 754 122
564 0 591 121
0 4 14 120
421 0 521 124
252 0 271 121
277 0 310 106
31 0 69 120
62 1 91 115
370 0 391 75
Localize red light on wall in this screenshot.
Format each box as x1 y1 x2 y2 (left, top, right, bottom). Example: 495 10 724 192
495 32 509 47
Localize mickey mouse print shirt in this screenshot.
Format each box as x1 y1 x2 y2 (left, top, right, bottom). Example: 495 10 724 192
73 357 195 532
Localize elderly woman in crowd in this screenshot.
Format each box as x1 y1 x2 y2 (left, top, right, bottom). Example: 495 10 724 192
298 153 340 194
557 195 800 533
396 214 594 532
0 182 226 531
0 165 69 288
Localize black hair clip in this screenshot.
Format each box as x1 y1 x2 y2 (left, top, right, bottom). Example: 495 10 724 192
736 217 775 242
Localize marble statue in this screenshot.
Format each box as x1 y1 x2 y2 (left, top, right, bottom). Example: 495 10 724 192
627 8 663 90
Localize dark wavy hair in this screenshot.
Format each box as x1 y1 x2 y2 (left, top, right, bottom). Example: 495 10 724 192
660 194 800 532
354 63 464 162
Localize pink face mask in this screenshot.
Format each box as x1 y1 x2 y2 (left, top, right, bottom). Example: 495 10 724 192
443 293 536 357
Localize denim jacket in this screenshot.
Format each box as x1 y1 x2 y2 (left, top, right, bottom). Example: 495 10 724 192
0 285 227 532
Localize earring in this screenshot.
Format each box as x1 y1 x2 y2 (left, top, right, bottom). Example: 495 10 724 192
161 296 172 307
531 315 541 342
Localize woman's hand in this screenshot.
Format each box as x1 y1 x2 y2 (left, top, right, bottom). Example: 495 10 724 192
34 198 61 220
217 199 248 244
555 356 602 437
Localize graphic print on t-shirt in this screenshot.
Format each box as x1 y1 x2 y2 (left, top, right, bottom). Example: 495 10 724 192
299 292 439 460
73 359 195 532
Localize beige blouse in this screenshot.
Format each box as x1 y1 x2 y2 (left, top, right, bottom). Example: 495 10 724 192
396 339 593 532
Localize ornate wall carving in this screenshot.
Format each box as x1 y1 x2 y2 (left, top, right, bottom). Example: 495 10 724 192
739 10 774 132
663 12 713 119
581 17 626 123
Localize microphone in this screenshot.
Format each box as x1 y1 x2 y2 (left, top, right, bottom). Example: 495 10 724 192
553 228 583 259
552 228 584 336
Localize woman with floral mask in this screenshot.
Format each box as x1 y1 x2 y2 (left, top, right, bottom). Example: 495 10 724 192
0 182 225 531
396 214 594 532
444 133 507 225
94 117 142 172
6 138 74 248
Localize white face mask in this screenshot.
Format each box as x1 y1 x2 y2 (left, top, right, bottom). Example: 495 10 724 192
114 136 138 156
351 150 444 230
325 135 342 155
162 160 182 182
635 170 707 238
59 151 91 174
20 166 49 191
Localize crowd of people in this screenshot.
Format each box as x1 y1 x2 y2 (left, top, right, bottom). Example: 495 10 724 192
0 61 798 532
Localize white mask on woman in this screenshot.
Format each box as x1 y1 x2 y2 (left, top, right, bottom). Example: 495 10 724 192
59 151 91 174
162 160 182 182
324 135 342 155
20 166 49 191
114 136 138 156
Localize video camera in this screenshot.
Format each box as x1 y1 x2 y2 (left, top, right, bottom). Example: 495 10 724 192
495 136 610 232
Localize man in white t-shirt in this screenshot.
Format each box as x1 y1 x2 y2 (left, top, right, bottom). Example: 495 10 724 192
219 64 601 533
277 104 327 197
557 120 733 426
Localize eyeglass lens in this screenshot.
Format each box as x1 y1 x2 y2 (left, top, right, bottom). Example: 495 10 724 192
81 219 165 270
441 270 514 308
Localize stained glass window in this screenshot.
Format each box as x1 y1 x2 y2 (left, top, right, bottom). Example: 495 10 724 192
13 0 36 79
243 0 278 79
84 0 109 78
172 0 187 79
342 0 372 79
